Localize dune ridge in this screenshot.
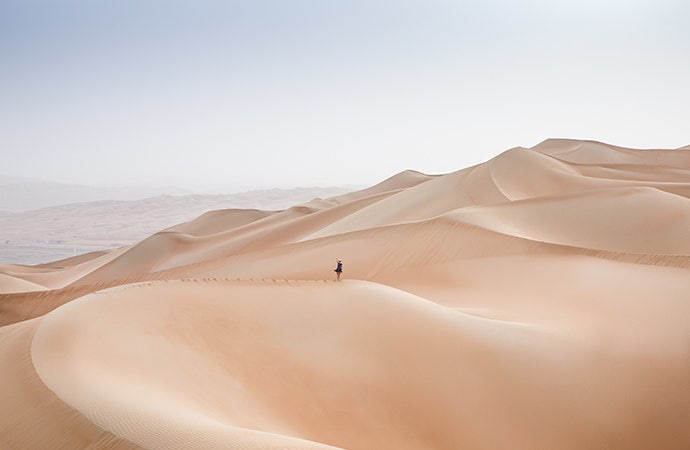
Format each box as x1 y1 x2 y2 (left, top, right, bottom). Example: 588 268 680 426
1 139 689 449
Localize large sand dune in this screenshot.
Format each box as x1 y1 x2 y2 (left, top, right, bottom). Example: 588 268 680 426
0 186 353 265
1 139 689 449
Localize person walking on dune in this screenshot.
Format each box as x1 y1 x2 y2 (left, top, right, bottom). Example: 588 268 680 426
334 259 343 282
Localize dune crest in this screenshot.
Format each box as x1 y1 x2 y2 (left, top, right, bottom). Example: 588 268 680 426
1 139 689 449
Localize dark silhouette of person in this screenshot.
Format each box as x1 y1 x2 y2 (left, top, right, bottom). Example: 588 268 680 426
334 259 343 281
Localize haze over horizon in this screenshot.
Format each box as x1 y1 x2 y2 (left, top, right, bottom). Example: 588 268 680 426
2 0 689 191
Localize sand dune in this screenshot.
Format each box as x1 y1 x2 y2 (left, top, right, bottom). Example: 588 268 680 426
0 319 142 449
0 274 46 294
0 186 352 265
1 139 689 449
447 186 690 254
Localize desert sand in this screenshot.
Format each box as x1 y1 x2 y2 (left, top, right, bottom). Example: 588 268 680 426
0 186 352 265
1 138 689 449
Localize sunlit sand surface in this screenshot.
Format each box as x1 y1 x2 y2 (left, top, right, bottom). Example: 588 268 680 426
1 139 689 449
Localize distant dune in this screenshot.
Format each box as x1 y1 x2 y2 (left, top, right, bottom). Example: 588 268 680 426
0 176 193 213
0 187 353 265
1 139 689 449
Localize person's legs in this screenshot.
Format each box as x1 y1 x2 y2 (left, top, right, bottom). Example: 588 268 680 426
336 271 341 281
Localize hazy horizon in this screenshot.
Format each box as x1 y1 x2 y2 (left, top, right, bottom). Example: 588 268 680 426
0 171 362 193
2 1 688 191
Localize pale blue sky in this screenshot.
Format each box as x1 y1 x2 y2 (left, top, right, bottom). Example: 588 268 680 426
1 0 688 190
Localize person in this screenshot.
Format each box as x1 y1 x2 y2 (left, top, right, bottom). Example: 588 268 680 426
334 259 343 281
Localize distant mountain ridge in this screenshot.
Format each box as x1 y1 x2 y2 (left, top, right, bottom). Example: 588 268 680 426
0 176 192 212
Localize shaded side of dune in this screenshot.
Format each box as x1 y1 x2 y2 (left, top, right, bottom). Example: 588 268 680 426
0 319 142 450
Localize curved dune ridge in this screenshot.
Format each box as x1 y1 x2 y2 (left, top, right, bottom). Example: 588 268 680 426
1 138 690 449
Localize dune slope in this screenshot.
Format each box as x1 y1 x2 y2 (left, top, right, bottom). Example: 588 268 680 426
1 138 689 449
